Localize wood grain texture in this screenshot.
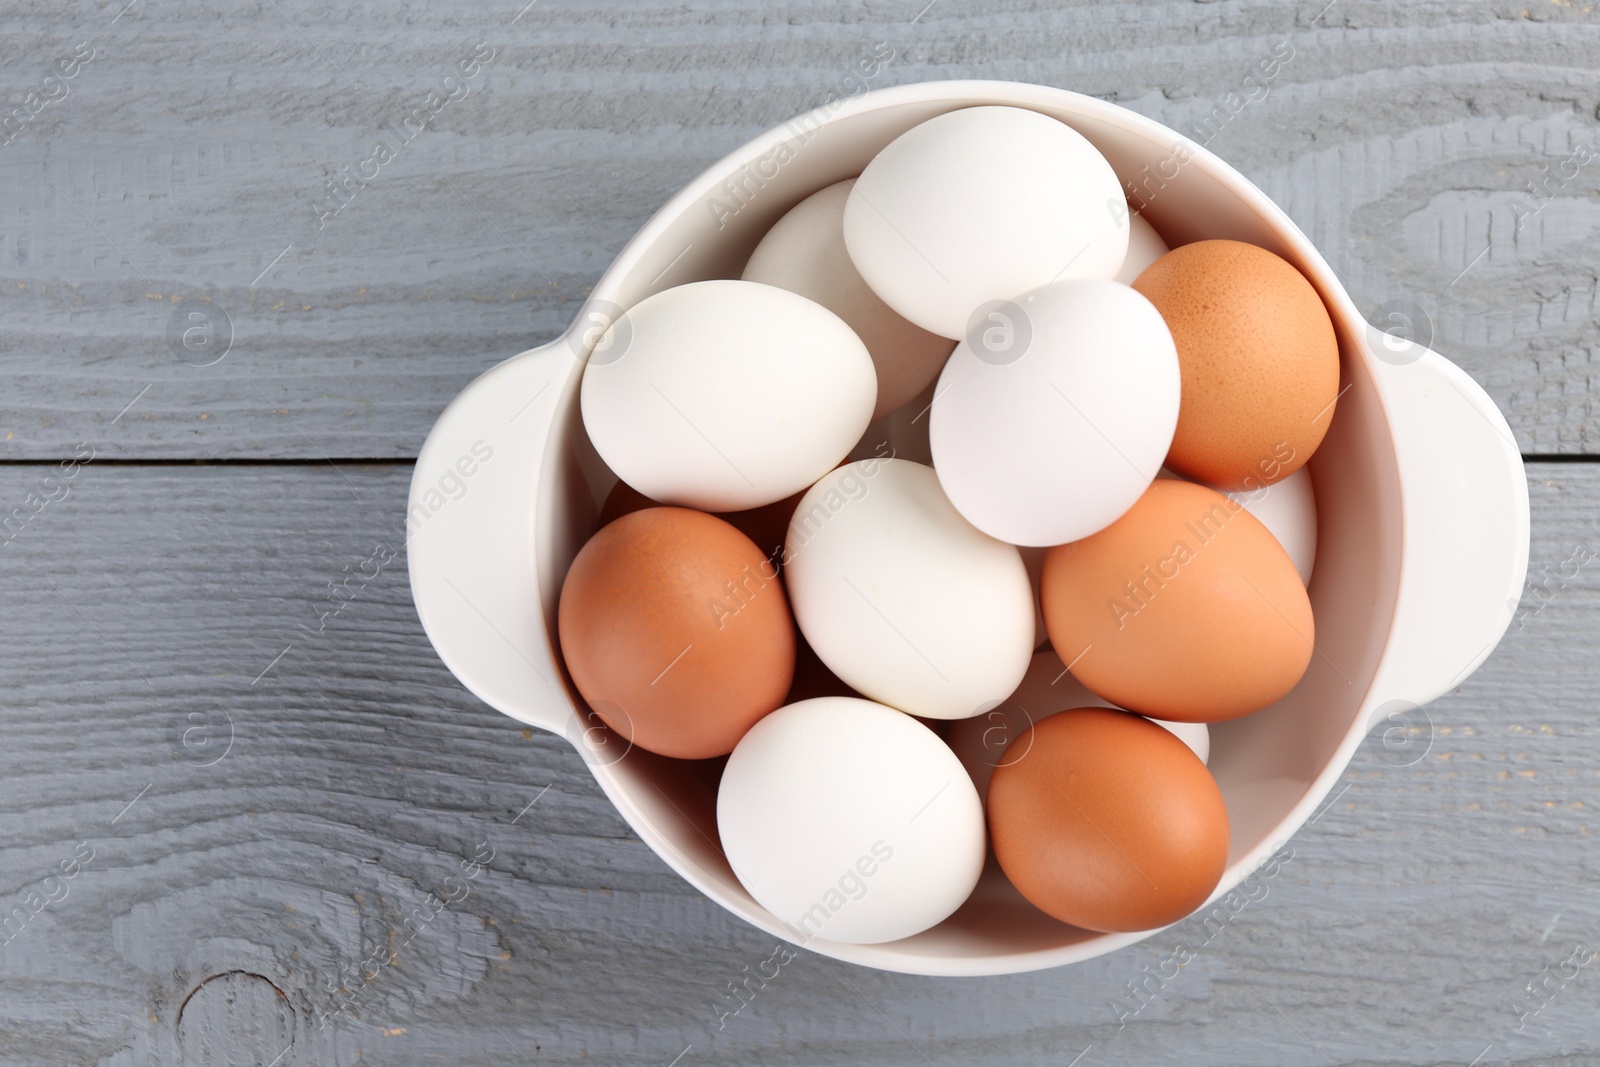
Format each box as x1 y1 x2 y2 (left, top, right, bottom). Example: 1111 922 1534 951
0 0 1597 458
0 461 1589 1066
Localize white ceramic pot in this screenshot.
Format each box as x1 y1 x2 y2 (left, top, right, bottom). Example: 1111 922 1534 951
407 81 1530 976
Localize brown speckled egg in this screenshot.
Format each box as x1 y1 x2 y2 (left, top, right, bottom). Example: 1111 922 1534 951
558 507 795 759
988 707 1229 932
1041 479 1313 723
1132 239 1339 490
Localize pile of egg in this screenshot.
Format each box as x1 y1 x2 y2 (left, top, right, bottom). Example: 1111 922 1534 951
559 106 1338 944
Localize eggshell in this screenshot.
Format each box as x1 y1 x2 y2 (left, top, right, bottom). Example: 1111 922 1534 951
597 478 801 565
1113 211 1169 284
718 697 986 944
987 707 1230 932
946 649 1210 807
557 507 795 759
929 278 1180 546
743 181 956 419
1150 716 1210 767
1132 239 1339 490
580 280 876 511
1041 479 1314 722
1225 465 1317 585
844 106 1128 339
783 458 1034 720
1156 465 1319 587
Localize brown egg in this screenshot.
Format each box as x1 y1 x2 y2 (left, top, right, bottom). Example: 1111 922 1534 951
1041 479 1313 722
988 707 1229 932
557 507 796 759
599 479 800 565
1132 239 1339 490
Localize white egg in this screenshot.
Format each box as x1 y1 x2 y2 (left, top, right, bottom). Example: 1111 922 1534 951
1156 717 1212 766
580 280 876 511
946 649 1210 807
1114 211 1170 284
929 278 1180 547
1161 464 1318 586
843 106 1128 340
718 697 986 945
1225 466 1318 585
743 181 955 420
783 459 1033 720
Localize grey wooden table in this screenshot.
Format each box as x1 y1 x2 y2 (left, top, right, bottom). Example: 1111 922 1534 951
2 0 1597 1064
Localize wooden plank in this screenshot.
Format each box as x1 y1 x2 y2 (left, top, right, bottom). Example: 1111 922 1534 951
0 459 1592 1064
0 2 1597 458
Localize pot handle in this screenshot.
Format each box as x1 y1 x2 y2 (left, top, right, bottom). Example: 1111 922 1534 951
1360 326 1530 733
407 338 582 738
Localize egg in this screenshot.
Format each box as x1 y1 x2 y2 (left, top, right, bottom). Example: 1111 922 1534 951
718 697 986 944
987 707 1230 932
1148 714 1210 766
1041 478 1314 722
743 181 956 419
783 458 1034 720
843 106 1128 339
580 280 876 511
929 278 1180 546
946 649 1210 807
1225 465 1317 585
1132 239 1340 490
557 507 795 758
1113 211 1169 284
597 477 802 566
1156 464 1319 587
